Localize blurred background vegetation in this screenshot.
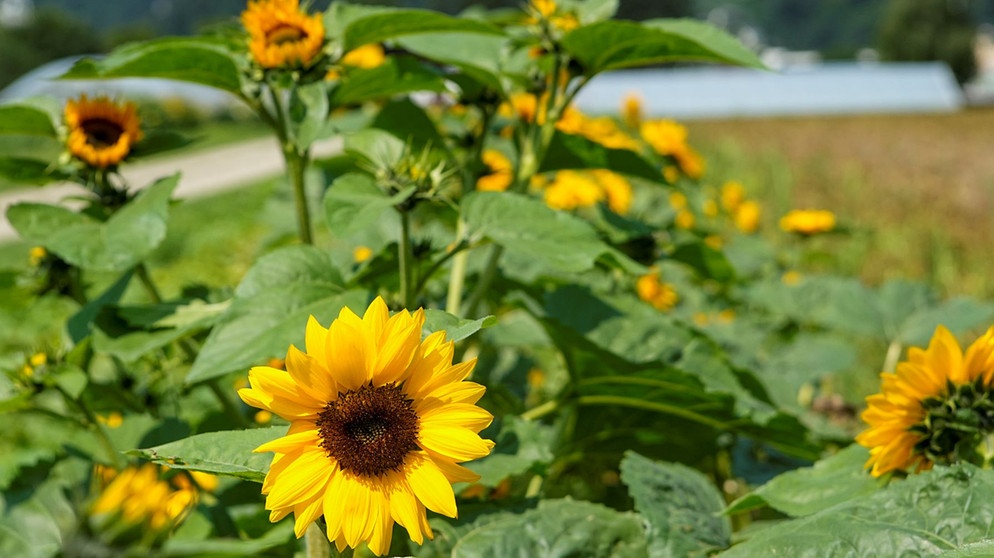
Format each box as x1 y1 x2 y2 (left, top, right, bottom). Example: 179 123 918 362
2 0 994 89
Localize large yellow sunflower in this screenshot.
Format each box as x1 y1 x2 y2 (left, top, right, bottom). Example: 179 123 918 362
64 95 142 168
238 297 494 555
857 325 994 477
242 0 325 69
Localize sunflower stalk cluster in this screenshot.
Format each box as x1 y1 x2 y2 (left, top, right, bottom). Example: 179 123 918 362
7 0 994 556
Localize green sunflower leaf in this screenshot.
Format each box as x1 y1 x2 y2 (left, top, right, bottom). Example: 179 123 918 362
342 9 504 52
724 444 880 517
538 131 662 182
60 37 244 96
185 245 367 385
423 309 497 343
450 498 648 558
561 19 763 76
620 451 731 557
720 464 994 557
331 56 448 106
394 33 507 92
129 426 286 482
462 191 643 274
0 100 61 164
323 173 412 238
6 174 178 272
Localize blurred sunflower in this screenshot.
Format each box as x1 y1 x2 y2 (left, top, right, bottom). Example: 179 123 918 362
779 209 836 235
64 95 142 168
476 149 513 192
239 297 493 555
857 326 994 477
242 0 325 69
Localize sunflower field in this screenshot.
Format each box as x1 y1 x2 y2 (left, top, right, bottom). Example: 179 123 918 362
4 0 994 556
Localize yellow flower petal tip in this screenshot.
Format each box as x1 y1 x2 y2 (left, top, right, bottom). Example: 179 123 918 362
239 296 493 555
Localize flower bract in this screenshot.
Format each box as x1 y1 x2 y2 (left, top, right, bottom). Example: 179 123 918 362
238 297 493 555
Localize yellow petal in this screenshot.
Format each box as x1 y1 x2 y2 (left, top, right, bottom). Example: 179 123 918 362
419 403 494 432
305 315 329 365
386 475 425 545
265 448 333 510
406 454 457 518
286 344 337 402
255 427 321 454
428 454 482 484
293 494 326 538
419 425 494 462
322 469 348 542
369 311 420 385
341 475 375 548
366 490 395 556
326 307 370 391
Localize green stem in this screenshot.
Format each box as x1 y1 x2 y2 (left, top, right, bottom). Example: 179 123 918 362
520 399 559 421
135 263 163 303
305 523 331 558
58 386 124 468
399 210 415 308
577 395 729 430
462 244 503 318
287 149 314 245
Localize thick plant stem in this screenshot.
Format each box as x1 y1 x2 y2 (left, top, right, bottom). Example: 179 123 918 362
287 150 314 245
520 399 559 421
305 523 331 558
399 210 415 308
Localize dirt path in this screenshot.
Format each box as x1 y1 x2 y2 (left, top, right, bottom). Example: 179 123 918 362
0 136 342 242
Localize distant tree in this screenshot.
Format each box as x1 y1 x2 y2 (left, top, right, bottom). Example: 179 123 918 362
878 0 977 84
0 8 104 90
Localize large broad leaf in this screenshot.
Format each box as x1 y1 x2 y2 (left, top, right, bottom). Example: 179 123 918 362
0 100 60 164
331 56 448 105
288 80 330 149
540 131 661 182
759 333 857 411
720 464 994 557
342 10 503 51
185 245 367 385
61 37 244 95
7 174 178 272
898 297 994 347
465 416 555 487
620 451 730 558
561 19 763 75
129 426 286 482
323 173 412 238
371 98 448 152
669 240 735 282
395 33 507 92
423 309 497 343
724 445 880 517
93 300 229 362
462 191 642 274
451 498 647 557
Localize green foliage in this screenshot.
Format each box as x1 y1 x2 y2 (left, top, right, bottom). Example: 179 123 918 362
878 0 977 84
129 426 284 481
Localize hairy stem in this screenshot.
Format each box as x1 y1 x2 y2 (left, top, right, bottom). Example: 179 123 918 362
399 210 415 308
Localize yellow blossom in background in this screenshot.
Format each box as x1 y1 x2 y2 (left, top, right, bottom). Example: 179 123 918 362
238 297 493 555
717 309 736 324
693 312 709 326
503 92 546 124
29 246 47 266
189 471 219 493
637 270 678 311
674 145 705 179
97 412 124 428
527 368 546 390
640 119 688 156
781 270 803 286
556 107 638 151
734 200 761 233
621 93 643 129
255 410 274 424
704 235 723 249
530 0 556 17
30 352 47 367
590 169 633 215
267 357 287 370
702 199 719 218
341 43 385 69
857 326 994 477
89 464 198 542
663 166 679 184
544 170 604 211
242 0 325 69
675 210 695 230
530 174 549 189
668 191 687 210
64 95 143 168
353 246 373 263
720 181 745 212
476 150 514 192
780 209 836 235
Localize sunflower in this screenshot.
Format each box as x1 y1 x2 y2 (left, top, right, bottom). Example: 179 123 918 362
238 297 493 555
64 95 142 168
856 325 994 477
242 0 325 69
779 209 836 235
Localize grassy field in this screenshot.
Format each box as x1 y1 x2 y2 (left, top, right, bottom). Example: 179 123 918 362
688 108 994 298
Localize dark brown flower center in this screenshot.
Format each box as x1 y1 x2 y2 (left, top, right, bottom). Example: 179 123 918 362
316 383 420 477
81 118 124 148
267 24 306 46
